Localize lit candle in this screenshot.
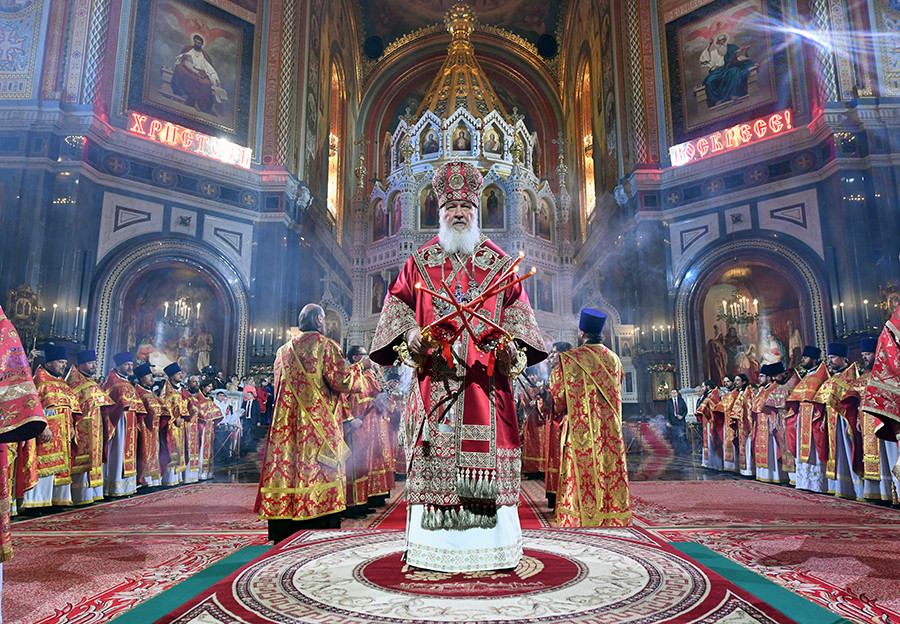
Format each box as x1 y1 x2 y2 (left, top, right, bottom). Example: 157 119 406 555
196 302 201 320
722 300 727 316
832 304 838 332
863 299 870 328
667 325 672 350
839 302 845 334
270 328 274 349
75 306 81 336
51 303 58 328
634 327 640 349
752 299 758 314
81 308 87 335
165 301 169 318
253 328 258 349
652 326 657 350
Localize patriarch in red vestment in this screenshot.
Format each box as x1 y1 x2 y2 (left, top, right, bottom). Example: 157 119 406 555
549 308 631 528
370 161 546 572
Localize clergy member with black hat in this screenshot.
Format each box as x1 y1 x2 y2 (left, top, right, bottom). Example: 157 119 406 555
66 349 114 504
101 351 146 497
798 345 822 378
815 341 863 500
158 362 187 487
22 345 81 508
548 308 632 527
133 363 163 488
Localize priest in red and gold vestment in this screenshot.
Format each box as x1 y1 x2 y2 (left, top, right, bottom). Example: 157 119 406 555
544 341 572 509
0 306 46 602
695 380 722 470
786 360 829 492
21 345 81 508
370 161 546 572
843 337 893 501
189 377 220 481
862 307 900 488
158 363 187 486
255 304 374 543
133 363 163 487
549 309 631 528
180 375 203 483
341 345 379 518
815 343 863 499
66 350 113 504
102 351 145 497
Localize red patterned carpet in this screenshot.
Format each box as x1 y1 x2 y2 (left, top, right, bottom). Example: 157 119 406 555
12 482 266 533
6 483 268 624
157 527 799 624
659 526 900 623
629 480 900 527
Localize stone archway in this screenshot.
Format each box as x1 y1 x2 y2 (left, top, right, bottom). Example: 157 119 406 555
674 239 827 387
92 240 250 375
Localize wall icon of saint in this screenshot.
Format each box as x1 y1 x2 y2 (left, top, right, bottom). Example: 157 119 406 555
420 187 439 228
421 129 439 155
481 187 503 229
372 199 387 241
484 131 502 154
452 126 471 151
390 193 402 236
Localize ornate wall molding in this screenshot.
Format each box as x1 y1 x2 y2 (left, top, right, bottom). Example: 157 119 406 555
94 239 250 374
674 238 827 386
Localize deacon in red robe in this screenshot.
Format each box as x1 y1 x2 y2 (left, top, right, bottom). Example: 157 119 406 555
370 161 546 572
549 309 631 527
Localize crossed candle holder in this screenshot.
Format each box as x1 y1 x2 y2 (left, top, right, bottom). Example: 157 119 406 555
410 251 535 376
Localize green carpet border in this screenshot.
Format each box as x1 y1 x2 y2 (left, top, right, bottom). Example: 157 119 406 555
110 545 271 624
670 542 852 624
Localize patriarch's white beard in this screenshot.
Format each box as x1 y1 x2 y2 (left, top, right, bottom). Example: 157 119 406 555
438 219 480 256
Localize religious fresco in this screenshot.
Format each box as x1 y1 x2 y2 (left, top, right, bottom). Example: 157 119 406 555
700 264 803 386
357 0 561 49
665 0 790 143
127 0 255 142
0 0 43 100
119 265 225 375
536 198 553 241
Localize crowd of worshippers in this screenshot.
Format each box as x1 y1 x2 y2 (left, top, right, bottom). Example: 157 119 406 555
693 337 900 504
9 345 269 516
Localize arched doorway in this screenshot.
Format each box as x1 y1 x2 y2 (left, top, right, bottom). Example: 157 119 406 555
675 240 827 387
93 240 249 375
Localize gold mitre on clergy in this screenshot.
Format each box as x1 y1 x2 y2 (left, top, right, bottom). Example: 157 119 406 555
433 160 483 208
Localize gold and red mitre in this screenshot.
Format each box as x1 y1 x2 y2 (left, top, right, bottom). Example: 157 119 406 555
432 160 482 208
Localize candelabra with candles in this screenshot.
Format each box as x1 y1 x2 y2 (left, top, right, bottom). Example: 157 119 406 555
250 327 281 358
633 324 676 355
716 291 759 327
47 302 89 343
164 298 201 327
833 298 885 338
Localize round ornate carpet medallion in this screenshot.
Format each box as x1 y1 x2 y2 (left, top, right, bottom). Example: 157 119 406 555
356 549 587 597
229 530 719 623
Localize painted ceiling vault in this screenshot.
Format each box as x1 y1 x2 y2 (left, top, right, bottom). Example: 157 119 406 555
356 0 564 52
